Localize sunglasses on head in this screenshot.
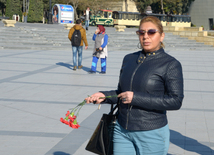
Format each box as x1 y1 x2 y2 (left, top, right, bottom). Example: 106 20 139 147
136 29 160 36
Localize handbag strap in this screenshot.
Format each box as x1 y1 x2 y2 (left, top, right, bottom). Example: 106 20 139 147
109 98 119 115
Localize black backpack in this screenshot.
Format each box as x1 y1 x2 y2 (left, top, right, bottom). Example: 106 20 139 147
71 29 81 46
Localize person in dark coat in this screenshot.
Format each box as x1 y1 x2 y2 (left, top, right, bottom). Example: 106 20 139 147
85 16 184 155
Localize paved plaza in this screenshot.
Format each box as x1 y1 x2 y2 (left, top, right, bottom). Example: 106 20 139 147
0 21 214 155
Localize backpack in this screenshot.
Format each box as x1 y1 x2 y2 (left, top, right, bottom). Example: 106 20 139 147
71 29 81 46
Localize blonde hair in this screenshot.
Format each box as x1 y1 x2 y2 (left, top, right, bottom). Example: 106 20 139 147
140 16 165 48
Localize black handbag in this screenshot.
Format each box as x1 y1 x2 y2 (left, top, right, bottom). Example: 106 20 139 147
85 104 118 155
93 48 103 57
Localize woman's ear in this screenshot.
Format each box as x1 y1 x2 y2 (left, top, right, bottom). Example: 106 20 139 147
160 32 165 42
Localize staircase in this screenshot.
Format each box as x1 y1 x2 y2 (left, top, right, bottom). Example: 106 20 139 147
1 22 214 51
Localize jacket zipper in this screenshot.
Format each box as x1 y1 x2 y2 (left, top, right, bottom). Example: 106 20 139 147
126 56 146 129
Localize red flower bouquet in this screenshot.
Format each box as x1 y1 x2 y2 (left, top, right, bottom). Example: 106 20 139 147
60 95 117 129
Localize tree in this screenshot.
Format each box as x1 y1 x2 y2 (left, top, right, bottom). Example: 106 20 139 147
160 0 164 14
134 0 155 13
134 0 194 15
64 0 123 20
27 0 43 22
65 0 81 20
5 0 22 19
182 0 195 14
0 0 6 16
43 0 58 12
84 0 123 14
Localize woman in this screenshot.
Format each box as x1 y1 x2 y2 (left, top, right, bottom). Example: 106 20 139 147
85 16 184 155
88 25 108 74
52 9 58 24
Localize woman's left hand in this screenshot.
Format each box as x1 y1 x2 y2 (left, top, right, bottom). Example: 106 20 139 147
99 47 103 51
118 91 133 104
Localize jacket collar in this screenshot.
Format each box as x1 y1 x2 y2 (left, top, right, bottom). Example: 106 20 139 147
142 48 164 57
137 48 164 64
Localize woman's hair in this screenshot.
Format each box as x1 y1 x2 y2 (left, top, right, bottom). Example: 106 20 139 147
140 16 165 48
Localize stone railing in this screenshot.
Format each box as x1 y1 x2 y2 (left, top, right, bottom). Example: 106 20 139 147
114 25 126 32
2 19 16 27
164 26 203 32
63 24 75 29
164 26 214 46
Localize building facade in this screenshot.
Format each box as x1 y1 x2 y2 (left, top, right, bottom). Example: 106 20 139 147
189 0 214 30
110 0 138 12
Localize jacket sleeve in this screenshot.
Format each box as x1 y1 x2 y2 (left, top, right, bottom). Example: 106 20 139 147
82 29 88 46
101 34 108 48
92 33 97 41
68 28 74 41
131 60 184 111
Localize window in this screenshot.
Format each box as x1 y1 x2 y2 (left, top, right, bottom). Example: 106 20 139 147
135 14 139 20
109 13 112 18
123 14 127 19
104 12 108 18
119 14 122 19
113 13 119 19
128 14 131 20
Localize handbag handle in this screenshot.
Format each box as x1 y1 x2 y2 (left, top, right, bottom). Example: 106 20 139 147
109 99 119 115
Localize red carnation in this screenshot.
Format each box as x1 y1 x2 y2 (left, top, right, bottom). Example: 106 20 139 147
69 119 80 129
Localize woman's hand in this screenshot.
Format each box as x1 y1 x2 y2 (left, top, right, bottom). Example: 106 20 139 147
118 91 133 104
95 28 100 34
85 92 105 104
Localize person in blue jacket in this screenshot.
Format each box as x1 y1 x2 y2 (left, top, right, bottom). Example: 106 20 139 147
88 25 108 74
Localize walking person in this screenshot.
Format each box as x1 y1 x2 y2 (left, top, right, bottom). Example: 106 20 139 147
85 16 184 155
88 25 108 74
68 19 88 70
85 7 90 30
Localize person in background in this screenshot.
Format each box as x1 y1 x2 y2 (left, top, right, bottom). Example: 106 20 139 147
85 7 90 30
88 25 108 74
68 19 88 70
85 16 184 154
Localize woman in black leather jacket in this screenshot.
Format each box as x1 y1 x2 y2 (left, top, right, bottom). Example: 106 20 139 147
85 16 184 155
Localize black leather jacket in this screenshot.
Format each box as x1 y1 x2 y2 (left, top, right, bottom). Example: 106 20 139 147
101 48 184 131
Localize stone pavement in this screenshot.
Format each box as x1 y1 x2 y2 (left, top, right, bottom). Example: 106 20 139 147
0 21 214 155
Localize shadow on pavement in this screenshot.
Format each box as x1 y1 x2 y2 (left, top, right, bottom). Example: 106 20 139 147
53 151 70 155
56 62 73 70
56 62 91 72
170 130 213 154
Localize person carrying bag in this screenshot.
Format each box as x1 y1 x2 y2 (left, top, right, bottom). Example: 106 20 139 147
85 16 184 155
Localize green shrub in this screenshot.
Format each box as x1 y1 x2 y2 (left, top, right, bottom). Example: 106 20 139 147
5 0 22 20
27 0 43 23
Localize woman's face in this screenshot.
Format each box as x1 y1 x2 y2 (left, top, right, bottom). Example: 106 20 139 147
97 27 100 32
139 22 165 53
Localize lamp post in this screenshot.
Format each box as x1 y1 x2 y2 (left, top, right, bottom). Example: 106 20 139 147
23 0 29 23
48 0 53 24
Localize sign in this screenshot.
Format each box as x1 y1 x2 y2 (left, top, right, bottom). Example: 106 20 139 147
61 11 73 19
61 20 72 23
52 4 74 24
146 11 152 13
60 5 73 12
